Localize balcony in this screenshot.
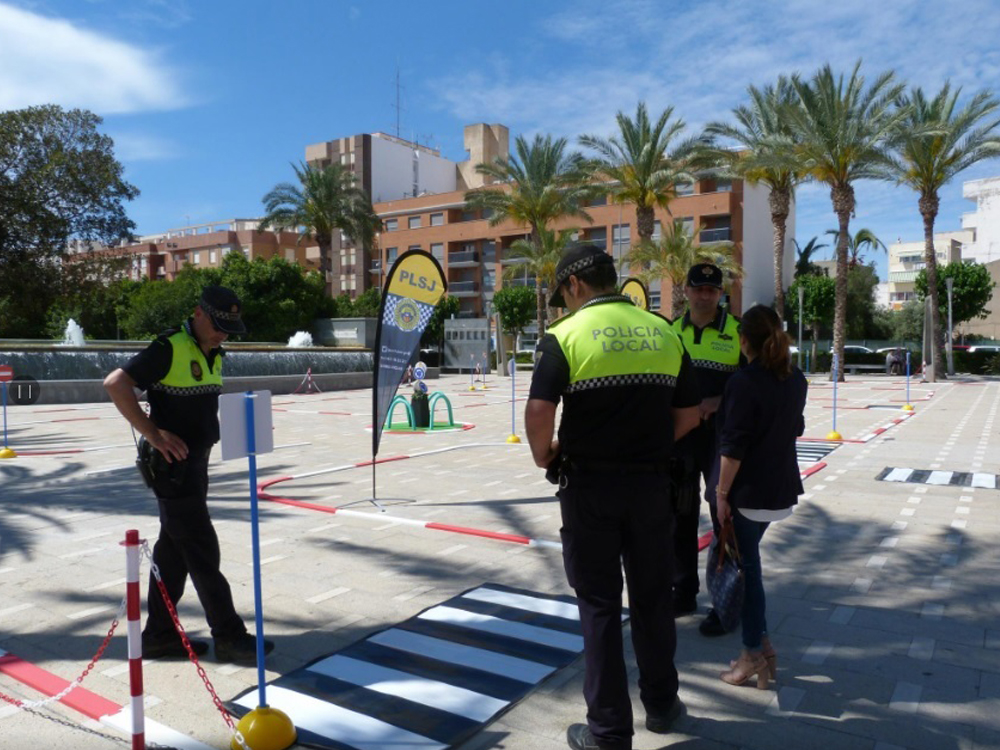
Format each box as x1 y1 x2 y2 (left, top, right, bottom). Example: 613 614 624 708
449 281 480 296
699 228 731 244
448 250 479 267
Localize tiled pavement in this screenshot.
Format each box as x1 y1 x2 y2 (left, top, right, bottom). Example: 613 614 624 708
0 373 998 749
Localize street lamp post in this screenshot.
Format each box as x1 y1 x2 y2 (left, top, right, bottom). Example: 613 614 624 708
798 285 804 371
946 276 954 376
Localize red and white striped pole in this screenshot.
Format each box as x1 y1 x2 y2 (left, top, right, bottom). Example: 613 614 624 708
123 530 145 750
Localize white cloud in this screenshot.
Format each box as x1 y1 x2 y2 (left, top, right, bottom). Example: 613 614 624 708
109 132 180 161
0 2 187 114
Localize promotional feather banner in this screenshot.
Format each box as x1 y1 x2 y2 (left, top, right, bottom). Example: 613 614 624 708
620 277 650 310
372 250 447 459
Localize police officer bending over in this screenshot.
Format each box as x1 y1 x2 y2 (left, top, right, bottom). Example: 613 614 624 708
670 264 744 637
526 245 701 750
104 285 274 664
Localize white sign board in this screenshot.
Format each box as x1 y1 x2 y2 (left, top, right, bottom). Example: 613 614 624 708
218 390 274 461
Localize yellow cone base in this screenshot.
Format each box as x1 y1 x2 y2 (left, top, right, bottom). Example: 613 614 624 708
902 403 915 411
468 386 477 391
826 431 843 441
232 706 296 750
506 434 522 444
0 447 17 459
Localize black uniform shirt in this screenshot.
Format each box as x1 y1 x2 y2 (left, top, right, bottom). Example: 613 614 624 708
529 297 701 464
123 320 224 452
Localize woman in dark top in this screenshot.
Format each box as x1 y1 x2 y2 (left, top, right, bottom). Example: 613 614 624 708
712 305 808 689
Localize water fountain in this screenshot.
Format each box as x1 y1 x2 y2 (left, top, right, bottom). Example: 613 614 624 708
62 319 86 347
287 331 314 348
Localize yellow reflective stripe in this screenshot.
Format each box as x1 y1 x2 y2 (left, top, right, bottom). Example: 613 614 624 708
158 330 222 390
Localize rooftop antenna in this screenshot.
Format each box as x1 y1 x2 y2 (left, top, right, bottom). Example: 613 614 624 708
391 63 405 139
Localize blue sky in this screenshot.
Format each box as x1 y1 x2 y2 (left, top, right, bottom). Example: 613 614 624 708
3 0 1000 282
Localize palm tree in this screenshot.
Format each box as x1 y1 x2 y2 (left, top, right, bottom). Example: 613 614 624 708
464 133 592 336
504 227 574 321
622 218 744 318
824 227 888 269
787 61 907 380
260 162 381 296
579 102 696 244
794 236 827 278
702 78 804 319
891 82 1000 379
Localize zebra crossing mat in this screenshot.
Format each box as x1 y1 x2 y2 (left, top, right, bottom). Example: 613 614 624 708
876 467 998 489
797 440 839 465
229 583 592 750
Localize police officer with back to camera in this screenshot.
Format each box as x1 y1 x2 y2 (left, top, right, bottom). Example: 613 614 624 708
670 263 745 637
104 285 274 664
526 244 701 750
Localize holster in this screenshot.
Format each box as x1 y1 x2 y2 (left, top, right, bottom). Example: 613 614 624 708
545 451 564 485
136 437 188 492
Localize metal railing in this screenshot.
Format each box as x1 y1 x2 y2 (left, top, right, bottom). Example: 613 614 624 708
699 227 731 243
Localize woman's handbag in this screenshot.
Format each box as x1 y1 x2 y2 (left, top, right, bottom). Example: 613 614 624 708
706 519 745 632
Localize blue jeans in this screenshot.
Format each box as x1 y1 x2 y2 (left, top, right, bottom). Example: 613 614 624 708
731 511 769 650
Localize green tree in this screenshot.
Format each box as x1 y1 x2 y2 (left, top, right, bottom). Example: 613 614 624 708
119 272 207 340
0 105 139 337
789 274 836 363
579 102 694 242
492 285 536 347
892 299 925 342
503 227 574 317
844 264 882 338
702 78 804 318
464 134 592 337
421 294 461 349
915 261 995 330
794 236 827 278
622 219 743 318
216 252 329 342
350 286 381 317
259 161 381 296
788 61 907 380
825 227 888 269
891 82 1000 378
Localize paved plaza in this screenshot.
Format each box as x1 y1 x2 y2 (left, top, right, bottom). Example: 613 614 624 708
1 372 999 749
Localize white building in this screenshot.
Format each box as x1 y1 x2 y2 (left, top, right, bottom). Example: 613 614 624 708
886 231 970 310
739 184 796 310
962 176 1000 265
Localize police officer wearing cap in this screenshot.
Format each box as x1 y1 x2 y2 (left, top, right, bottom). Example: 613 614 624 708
526 244 701 750
670 264 745 637
104 286 273 664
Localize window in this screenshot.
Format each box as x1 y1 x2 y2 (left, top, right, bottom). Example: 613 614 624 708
191 251 200 265
386 247 398 264
679 217 694 236
385 218 398 231
676 181 694 196
612 224 631 249
430 213 444 226
715 179 732 192
652 221 662 241
223 247 231 256
431 243 444 261
588 194 608 207
483 241 496 263
210 251 217 264
588 227 607 249
408 215 421 229
461 210 477 222
408 244 422 252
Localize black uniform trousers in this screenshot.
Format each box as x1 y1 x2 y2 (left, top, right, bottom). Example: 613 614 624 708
144 449 246 641
672 421 719 600
559 468 678 750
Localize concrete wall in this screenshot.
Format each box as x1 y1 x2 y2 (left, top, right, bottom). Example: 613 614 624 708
312 318 377 348
740 183 795 312
369 136 456 203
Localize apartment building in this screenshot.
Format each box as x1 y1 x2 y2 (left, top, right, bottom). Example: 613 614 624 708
373 175 790 319
304 124 507 296
886 231 969 310
111 219 320 281
962 176 1000 265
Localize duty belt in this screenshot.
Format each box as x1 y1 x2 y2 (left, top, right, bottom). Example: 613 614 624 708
563 456 670 474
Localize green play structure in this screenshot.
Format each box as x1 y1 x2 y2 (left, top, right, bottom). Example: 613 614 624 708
385 392 458 432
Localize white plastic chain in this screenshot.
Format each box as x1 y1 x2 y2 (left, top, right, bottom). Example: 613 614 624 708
140 540 251 750
8 598 126 711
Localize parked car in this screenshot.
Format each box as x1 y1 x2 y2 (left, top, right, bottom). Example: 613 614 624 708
968 345 1000 353
842 345 875 355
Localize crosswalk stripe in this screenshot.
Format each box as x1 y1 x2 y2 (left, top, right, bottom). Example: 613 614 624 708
884 468 914 482
229 584 594 750
972 473 997 489
926 471 955 485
